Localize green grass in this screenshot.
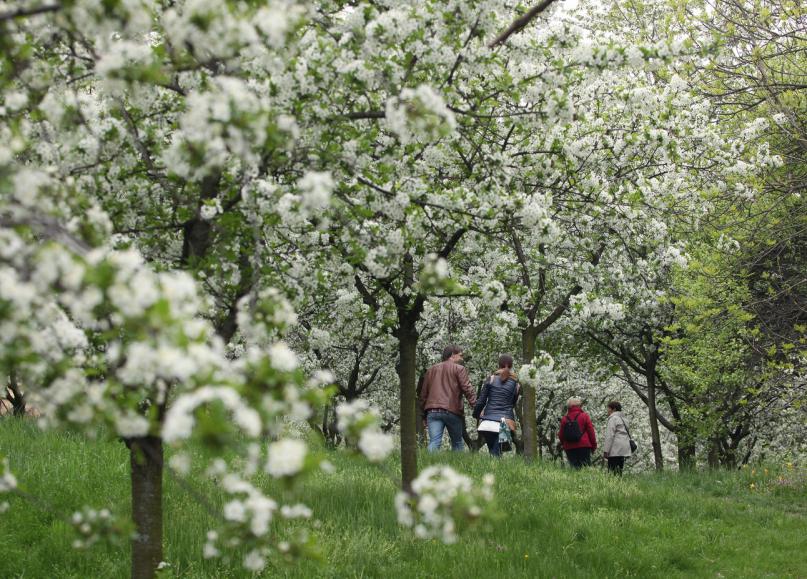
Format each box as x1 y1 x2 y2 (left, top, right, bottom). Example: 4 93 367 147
1 418 805 578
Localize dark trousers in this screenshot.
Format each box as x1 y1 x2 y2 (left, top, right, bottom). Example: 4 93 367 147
482 431 501 457
565 447 592 468
607 456 626 474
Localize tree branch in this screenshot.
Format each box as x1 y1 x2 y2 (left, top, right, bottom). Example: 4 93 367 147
437 228 467 259
340 111 385 120
0 213 91 255
488 0 559 49
0 3 60 22
617 361 676 431
354 274 380 311
533 242 605 333
510 228 533 291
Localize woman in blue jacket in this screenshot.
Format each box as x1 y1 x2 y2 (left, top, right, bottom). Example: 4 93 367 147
473 354 521 456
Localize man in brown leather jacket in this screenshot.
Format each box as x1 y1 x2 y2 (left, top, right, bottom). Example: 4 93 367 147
419 345 476 451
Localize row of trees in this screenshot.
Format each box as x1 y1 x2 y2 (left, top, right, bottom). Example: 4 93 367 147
1 0 803 577
576 0 807 469
288 0 805 471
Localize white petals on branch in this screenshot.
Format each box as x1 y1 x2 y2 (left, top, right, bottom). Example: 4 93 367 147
268 342 299 372
519 352 555 390
265 439 307 478
297 171 334 212
236 287 298 346
396 466 495 544
95 40 154 78
163 76 273 180
358 429 394 463
385 85 456 144
115 413 150 438
163 387 262 443
480 280 507 308
168 453 192 476
70 506 120 549
335 399 378 433
336 399 393 462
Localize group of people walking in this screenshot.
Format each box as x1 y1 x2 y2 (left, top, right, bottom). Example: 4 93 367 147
558 398 634 473
418 345 634 473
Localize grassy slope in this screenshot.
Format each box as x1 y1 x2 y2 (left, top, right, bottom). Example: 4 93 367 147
0 419 804 578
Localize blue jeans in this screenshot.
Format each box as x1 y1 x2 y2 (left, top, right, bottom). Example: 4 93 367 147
426 411 464 451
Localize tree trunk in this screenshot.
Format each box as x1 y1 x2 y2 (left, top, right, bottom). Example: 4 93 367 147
7 368 26 417
645 349 664 471
397 309 419 494
707 438 721 469
129 436 163 579
180 172 220 268
215 248 253 343
321 400 341 447
721 448 737 470
677 439 697 471
520 326 538 461
535 390 556 459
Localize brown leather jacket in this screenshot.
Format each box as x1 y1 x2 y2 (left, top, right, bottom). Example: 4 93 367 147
419 361 476 416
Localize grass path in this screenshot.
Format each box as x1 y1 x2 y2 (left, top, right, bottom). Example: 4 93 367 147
1 419 804 578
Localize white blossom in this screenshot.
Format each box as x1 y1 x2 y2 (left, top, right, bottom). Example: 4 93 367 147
298 171 334 212
358 429 395 463
396 466 494 544
265 439 307 478
0 459 17 493
268 342 299 372
280 503 313 519
115 413 150 438
223 500 247 522
243 550 266 572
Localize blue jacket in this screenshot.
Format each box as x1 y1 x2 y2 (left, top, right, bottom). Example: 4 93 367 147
473 374 520 422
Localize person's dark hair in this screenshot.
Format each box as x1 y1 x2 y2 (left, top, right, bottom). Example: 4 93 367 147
607 400 622 412
497 354 514 382
442 345 462 362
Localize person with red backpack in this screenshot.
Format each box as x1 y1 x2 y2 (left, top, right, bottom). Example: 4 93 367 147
558 397 597 468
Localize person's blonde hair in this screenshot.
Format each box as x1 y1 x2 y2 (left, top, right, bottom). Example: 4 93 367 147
567 397 583 409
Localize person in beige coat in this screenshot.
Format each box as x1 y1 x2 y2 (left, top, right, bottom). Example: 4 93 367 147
602 401 633 474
